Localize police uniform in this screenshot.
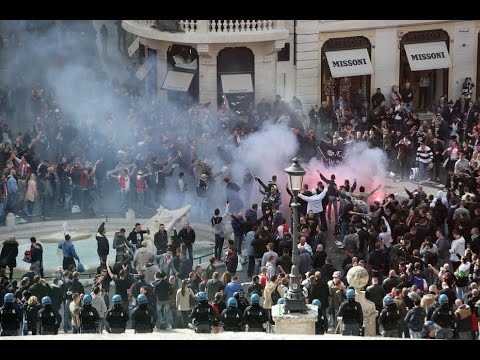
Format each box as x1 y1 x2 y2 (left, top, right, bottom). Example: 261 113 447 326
189 301 215 333
0 303 22 336
432 303 455 339
38 305 60 335
131 303 154 333
79 304 100 334
378 303 400 337
337 298 363 336
220 307 243 331
105 304 129 333
242 304 268 332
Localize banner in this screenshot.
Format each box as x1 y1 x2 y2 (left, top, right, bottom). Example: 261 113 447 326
318 141 346 167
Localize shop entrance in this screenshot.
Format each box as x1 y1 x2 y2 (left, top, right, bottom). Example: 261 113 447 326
399 29 450 111
320 36 372 110
217 47 255 116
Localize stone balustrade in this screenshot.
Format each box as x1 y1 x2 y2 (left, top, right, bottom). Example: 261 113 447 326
123 20 288 44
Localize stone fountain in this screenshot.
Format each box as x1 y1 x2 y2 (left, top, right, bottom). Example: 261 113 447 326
0 204 214 278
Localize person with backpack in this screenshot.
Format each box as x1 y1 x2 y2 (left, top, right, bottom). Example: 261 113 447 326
219 297 243 332
242 293 268 332
404 293 426 338
432 294 455 339
337 288 363 336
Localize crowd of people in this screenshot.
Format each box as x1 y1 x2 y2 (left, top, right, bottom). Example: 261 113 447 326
0 21 480 339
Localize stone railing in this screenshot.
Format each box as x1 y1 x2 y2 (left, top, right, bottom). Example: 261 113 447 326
123 20 288 44
209 20 278 32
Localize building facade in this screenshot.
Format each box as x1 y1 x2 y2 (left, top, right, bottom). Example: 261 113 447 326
123 20 480 112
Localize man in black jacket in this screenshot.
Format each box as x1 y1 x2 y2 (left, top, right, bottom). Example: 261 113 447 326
366 277 386 335
152 271 173 331
30 237 43 277
96 222 109 264
128 223 149 252
178 222 196 260
309 271 330 333
154 223 168 257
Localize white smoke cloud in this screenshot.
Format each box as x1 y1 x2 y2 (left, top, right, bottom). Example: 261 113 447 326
303 141 388 203
228 122 299 203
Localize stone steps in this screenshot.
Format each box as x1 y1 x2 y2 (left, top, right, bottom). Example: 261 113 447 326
6 329 373 340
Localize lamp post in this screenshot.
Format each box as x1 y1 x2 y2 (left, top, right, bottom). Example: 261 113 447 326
284 157 307 313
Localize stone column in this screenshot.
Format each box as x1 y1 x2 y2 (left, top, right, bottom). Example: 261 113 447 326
346 266 378 337
198 44 217 107
295 20 320 113
157 50 168 103
254 43 277 104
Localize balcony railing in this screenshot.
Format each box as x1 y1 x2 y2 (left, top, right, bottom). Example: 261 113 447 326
123 20 288 43
209 20 277 32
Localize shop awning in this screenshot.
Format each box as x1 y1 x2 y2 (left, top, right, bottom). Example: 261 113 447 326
404 41 452 71
161 70 195 91
135 61 152 81
325 48 373 78
220 74 253 93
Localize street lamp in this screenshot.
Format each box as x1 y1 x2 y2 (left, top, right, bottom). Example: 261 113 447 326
284 157 307 313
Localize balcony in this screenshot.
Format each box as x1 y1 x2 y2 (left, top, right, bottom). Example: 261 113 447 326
122 20 289 44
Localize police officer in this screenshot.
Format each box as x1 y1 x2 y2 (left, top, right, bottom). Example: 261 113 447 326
337 288 363 336
312 299 326 335
378 295 399 337
38 296 60 335
242 294 268 332
0 293 22 336
105 295 129 333
219 297 243 332
189 291 215 333
79 294 100 334
431 294 455 339
131 294 154 333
